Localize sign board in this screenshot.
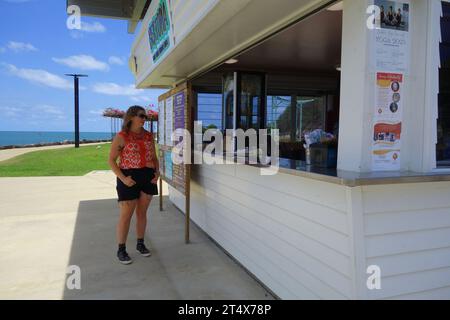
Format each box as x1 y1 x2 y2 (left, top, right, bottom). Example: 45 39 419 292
148 0 173 64
158 82 191 243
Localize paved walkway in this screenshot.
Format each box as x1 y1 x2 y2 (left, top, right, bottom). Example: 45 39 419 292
0 170 273 299
0 142 110 162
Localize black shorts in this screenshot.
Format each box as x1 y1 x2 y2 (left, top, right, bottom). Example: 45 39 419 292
116 167 158 202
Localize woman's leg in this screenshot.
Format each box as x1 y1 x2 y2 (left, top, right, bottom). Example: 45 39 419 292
136 192 152 239
117 199 138 244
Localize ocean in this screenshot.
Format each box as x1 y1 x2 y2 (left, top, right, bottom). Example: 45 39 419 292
0 131 112 147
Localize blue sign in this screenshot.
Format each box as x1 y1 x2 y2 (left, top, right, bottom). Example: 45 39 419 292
148 0 171 63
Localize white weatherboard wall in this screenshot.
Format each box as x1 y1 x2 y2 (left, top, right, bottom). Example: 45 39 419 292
361 182 450 299
168 165 450 299
171 161 355 299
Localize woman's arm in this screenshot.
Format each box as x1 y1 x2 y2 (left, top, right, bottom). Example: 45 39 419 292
108 134 136 187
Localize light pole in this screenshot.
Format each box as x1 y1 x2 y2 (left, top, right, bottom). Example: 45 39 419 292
65 74 88 148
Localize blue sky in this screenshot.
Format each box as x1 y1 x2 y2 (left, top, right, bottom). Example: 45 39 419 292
0 0 166 132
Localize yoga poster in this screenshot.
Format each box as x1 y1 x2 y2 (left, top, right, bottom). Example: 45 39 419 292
372 0 410 73
372 72 403 170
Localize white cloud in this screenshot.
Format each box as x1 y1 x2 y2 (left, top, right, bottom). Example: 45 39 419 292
0 106 22 117
52 55 109 72
1 104 66 121
91 82 159 105
31 104 67 120
2 63 73 90
80 21 106 33
130 95 154 103
91 82 166 108
108 56 125 66
69 21 106 40
89 109 104 115
5 41 37 52
92 82 142 96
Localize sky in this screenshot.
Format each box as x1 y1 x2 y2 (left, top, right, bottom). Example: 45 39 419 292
0 0 166 132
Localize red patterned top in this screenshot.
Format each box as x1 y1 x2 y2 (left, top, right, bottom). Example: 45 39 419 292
117 129 157 169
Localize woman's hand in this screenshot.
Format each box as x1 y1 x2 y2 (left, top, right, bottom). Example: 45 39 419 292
151 170 160 184
121 175 136 187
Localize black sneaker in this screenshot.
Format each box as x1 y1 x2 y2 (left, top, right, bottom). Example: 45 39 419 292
117 249 133 265
136 242 152 257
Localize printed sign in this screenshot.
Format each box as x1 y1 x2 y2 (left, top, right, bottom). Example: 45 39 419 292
165 96 173 146
158 83 190 196
164 150 173 180
372 0 410 73
371 0 409 171
372 72 403 170
148 0 172 63
158 100 165 145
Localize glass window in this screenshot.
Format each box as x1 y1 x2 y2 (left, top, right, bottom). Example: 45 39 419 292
238 73 264 130
266 96 292 142
296 96 326 140
197 93 222 131
437 1 450 167
266 95 327 160
222 73 234 131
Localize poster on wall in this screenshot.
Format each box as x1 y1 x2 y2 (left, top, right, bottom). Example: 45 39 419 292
158 100 165 145
371 0 409 171
158 82 191 243
164 150 173 180
372 0 410 73
148 0 173 64
158 84 189 194
165 96 173 147
371 72 403 170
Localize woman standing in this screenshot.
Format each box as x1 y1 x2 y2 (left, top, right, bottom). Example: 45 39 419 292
108 106 159 264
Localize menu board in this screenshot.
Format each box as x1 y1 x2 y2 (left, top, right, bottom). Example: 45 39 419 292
157 82 190 196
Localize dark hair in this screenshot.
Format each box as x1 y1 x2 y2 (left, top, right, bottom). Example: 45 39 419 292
122 105 146 132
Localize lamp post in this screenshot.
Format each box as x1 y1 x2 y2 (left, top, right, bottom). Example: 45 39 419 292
65 74 88 148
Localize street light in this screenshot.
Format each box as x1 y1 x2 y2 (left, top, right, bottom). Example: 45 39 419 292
65 74 88 148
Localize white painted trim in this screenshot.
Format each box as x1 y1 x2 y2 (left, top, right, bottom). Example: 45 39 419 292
423 0 442 171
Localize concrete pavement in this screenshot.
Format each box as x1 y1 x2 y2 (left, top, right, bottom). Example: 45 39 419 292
0 170 273 299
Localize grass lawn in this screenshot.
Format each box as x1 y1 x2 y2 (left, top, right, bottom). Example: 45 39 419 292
0 143 112 177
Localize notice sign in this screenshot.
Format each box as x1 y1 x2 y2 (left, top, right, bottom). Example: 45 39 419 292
158 100 165 145
372 72 403 170
158 82 191 243
372 0 410 73
165 96 173 147
164 150 173 180
157 82 190 196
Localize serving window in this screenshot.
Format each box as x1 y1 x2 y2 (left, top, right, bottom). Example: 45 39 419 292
191 3 342 169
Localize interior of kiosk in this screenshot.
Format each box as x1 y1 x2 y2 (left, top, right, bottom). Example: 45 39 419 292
189 4 343 170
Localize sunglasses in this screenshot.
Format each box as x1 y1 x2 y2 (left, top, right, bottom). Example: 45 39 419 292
136 113 147 119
